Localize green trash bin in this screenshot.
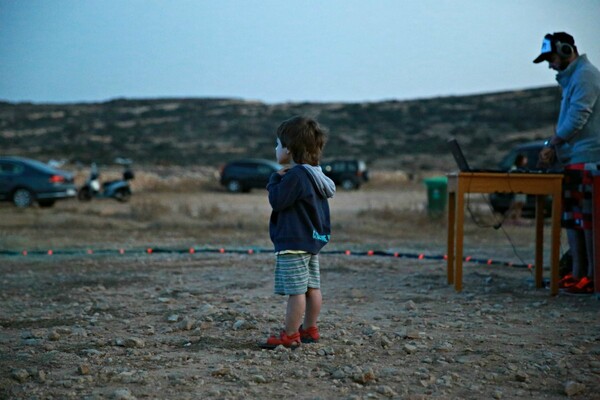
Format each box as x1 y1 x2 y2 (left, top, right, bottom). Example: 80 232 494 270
423 176 448 217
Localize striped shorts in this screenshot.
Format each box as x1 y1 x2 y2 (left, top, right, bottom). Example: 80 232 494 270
274 253 320 295
562 163 600 230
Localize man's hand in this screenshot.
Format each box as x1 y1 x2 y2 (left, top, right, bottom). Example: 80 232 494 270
537 146 556 168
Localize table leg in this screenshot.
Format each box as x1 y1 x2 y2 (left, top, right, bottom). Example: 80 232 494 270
535 195 545 288
550 189 562 296
455 190 465 292
447 191 456 284
592 175 600 296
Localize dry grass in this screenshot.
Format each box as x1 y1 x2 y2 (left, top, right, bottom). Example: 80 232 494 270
72 165 223 194
0 167 560 266
73 165 449 194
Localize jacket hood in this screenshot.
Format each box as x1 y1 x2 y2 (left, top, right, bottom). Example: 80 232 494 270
301 165 336 198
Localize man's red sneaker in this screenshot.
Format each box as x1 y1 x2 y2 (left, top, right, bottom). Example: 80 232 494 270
299 325 320 343
558 273 578 289
566 276 594 294
260 331 300 349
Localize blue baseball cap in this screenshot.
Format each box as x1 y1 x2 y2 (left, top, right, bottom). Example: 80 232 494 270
533 32 575 63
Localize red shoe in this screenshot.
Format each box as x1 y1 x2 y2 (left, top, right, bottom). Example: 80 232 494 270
299 325 320 343
558 273 578 289
565 276 594 294
260 331 300 349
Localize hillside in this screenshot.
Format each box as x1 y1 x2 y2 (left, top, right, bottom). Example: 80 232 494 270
0 86 560 170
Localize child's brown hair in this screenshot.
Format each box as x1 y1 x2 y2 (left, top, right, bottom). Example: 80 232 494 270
276 116 327 166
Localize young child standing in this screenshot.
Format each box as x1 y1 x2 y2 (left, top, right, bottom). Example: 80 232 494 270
260 116 336 349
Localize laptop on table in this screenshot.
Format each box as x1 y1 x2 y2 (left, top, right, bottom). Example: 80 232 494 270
447 137 548 173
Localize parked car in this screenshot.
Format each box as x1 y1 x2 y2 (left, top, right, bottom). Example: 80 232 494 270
0 156 77 208
489 140 562 217
321 159 369 190
496 140 563 172
220 158 283 193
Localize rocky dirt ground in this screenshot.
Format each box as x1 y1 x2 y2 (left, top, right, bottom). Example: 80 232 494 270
1 179 599 399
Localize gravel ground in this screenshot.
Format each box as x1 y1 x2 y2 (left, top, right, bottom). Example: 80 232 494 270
1 184 599 399
1 252 599 399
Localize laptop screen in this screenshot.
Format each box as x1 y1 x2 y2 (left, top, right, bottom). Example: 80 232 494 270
447 138 471 172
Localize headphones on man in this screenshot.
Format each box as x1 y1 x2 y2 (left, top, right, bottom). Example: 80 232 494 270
555 40 574 59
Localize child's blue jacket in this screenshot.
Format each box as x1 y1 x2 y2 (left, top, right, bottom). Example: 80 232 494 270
267 165 333 254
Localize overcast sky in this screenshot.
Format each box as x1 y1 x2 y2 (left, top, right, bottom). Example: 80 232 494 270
1 0 599 104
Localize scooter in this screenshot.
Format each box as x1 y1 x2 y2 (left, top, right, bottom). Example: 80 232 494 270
78 162 134 202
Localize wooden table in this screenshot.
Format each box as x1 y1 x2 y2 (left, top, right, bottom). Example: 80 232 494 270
446 172 563 295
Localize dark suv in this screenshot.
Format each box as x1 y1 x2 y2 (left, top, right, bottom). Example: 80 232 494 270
322 159 369 190
220 159 283 193
489 140 563 216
